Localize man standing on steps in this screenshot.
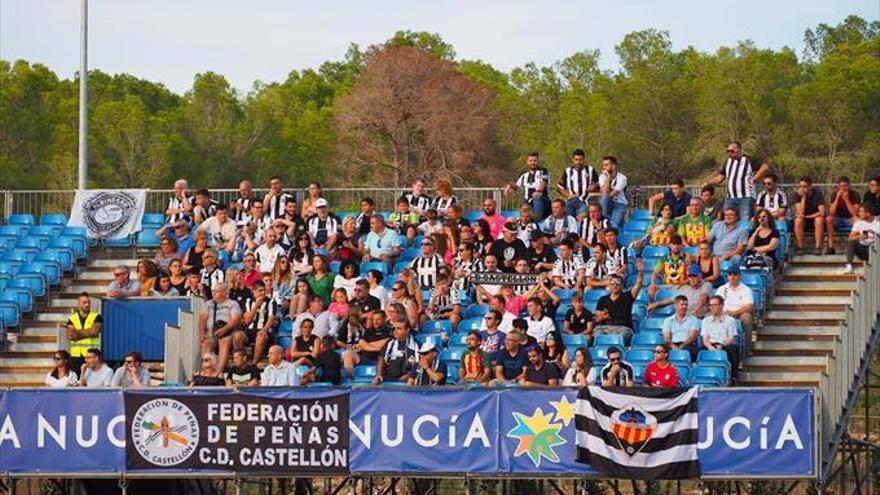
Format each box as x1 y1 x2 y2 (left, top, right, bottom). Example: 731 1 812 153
704 140 770 221
65 292 102 373
843 205 880 274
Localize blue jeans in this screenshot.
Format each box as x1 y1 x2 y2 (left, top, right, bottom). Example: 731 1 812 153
565 197 588 218
724 197 755 222
599 194 627 227
529 195 551 221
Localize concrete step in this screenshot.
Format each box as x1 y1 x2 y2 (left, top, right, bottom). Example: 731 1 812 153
744 355 828 372
759 325 840 341
0 365 52 374
21 326 61 336
784 266 857 276
36 312 70 322
50 298 79 307
791 254 849 263
777 281 856 290
0 357 54 367
784 273 860 283
77 271 117 280
56 292 107 299
738 371 822 387
0 372 48 383
0 382 49 388
5 341 58 352
16 335 57 343
752 340 835 356
763 311 846 326
90 259 138 268
64 284 111 294
771 296 853 306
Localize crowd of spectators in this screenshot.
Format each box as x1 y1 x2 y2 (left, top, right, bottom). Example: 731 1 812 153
55 146 879 389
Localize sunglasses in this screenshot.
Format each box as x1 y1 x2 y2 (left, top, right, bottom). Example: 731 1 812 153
114 272 126 277
53 356 63 361
124 359 135 364
654 350 666 354
202 357 212 362
726 149 737 153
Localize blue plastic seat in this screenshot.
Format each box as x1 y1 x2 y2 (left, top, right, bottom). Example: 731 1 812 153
630 209 652 221
632 365 646 383
459 317 483 332
446 364 460 384
329 261 341 274
669 349 692 366
0 262 17 277
8 214 35 227
697 350 729 369
392 260 411 274
642 245 669 258
553 288 575 302
649 304 675 318
584 289 608 303
618 232 641 247
463 304 490 319
41 247 75 272
103 235 132 248
589 347 609 365
0 235 17 251
422 319 452 334
3 288 33 313
439 350 463 365
631 332 664 350
448 334 468 346
18 262 60 286
624 349 653 366
360 261 388 277
676 366 691 385
381 274 399 289
136 229 162 248
690 366 727 387
141 213 166 228
58 230 88 257
416 333 443 349
351 365 377 384
639 317 666 332
39 213 68 227
277 320 294 337
29 225 59 238
562 334 587 349
2 249 34 264
0 296 20 328
623 219 651 233
9 275 45 298
15 237 46 250
399 248 420 262
0 226 25 238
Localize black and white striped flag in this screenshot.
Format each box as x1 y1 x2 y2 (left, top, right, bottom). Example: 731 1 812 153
575 386 700 479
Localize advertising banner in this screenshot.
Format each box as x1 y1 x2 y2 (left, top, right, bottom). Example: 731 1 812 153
124 389 348 474
0 387 815 478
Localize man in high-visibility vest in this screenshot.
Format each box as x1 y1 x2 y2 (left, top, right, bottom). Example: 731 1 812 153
65 293 102 373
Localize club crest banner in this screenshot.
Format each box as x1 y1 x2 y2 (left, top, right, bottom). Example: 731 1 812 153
68 189 147 239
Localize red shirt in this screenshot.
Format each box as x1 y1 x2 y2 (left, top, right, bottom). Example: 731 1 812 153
644 361 679 388
240 270 261 288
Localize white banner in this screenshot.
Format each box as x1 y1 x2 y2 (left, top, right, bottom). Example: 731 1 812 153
68 189 147 239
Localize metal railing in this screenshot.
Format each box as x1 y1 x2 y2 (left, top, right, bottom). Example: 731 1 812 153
819 242 880 479
1 183 866 220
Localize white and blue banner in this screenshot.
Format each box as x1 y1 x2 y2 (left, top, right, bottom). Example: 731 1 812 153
0 388 816 478
68 189 147 239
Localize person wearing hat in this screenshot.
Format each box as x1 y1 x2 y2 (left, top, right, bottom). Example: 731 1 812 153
409 236 445 290
490 222 528 273
408 341 447 386
648 264 711 318
306 197 339 252
526 229 557 272
715 265 755 351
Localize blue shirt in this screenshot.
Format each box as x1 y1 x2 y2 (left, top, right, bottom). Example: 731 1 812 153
662 314 700 343
364 228 400 257
664 190 692 217
165 232 195 257
497 348 529 380
708 222 749 257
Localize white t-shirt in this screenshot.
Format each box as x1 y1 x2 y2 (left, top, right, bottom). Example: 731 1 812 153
254 244 285 272
716 283 754 313
852 218 880 246
598 172 628 205
199 217 238 246
562 366 598 386
479 311 515 333
45 371 78 388
526 316 556 344
370 285 389 309
81 364 114 387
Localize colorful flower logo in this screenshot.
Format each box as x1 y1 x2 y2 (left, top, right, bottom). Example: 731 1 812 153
506 395 576 467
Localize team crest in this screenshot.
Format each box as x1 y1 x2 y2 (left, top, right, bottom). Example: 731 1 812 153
130 398 200 467
82 191 136 238
610 405 657 456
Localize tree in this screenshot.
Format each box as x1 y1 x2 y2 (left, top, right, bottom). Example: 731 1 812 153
335 46 503 187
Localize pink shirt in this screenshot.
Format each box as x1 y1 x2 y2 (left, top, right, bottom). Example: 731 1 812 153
481 213 507 240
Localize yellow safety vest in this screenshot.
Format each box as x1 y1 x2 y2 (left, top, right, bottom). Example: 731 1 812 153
69 311 100 357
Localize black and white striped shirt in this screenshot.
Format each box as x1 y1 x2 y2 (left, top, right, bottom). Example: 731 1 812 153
429 287 462 314
453 257 484 291
720 155 761 199
167 195 194 224
558 166 599 200
244 297 279 332
233 197 254 224
579 217 611 246
431 196 458 217
551 257 585 286
402 193 432 214
265 192 295 221
585 257 620 280
607 245 629 274
307 216 339 245
516 221 538 244
410 254 445 289
194 199 220 223
515 168 551 200
200 266 225 296
355 212 373 236
756 188 788 215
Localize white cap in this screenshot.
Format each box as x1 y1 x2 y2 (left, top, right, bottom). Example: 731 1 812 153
419 342 437 354
315 198 329 208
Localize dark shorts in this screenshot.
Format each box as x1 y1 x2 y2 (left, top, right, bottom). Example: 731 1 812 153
243 327 273 344
357 353 378 366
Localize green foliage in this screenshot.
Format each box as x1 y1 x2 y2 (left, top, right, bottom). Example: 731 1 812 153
1 15 878 191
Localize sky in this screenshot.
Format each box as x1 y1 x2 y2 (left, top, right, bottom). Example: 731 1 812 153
1 0 878 94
